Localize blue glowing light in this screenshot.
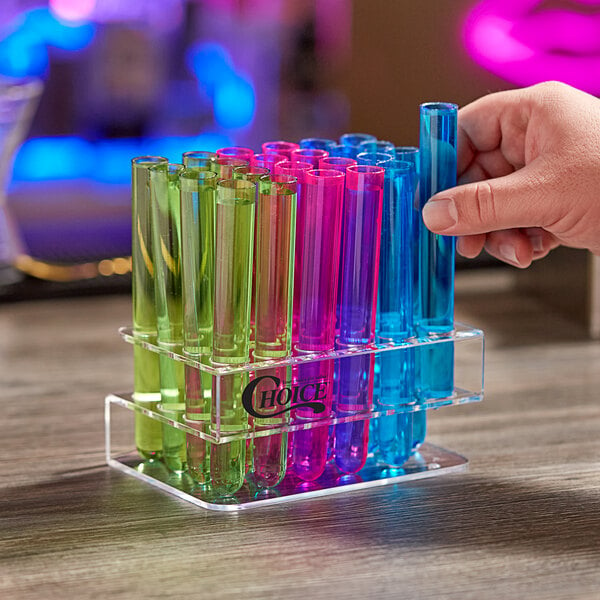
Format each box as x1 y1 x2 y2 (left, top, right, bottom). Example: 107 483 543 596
0 31 49 78
25 8 96 51
0 8 95 78
11 134 233 185
187 41 234 97
12 137 93 181
214 73 256 129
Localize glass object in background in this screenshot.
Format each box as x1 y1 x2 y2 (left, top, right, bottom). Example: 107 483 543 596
0 79 43 285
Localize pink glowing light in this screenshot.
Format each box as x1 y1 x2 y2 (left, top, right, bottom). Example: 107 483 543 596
463 0 600 94
49 0 96 22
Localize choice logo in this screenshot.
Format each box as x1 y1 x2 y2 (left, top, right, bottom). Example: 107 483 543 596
241 374 328 419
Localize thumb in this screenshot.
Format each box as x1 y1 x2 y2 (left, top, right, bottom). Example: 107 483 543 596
422 164 556 236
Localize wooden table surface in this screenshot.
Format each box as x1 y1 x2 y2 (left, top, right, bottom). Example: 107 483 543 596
2 269 599 599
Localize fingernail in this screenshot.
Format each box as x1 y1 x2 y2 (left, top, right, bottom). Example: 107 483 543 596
422 197 458 231
499 243 519 266
528 234 544 252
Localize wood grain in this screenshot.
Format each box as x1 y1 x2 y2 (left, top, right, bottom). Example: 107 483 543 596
1 269 600 600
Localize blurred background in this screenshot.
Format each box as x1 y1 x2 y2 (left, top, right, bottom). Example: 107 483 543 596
0 0 598 334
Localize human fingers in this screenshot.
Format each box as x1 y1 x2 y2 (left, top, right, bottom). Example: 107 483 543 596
421 159 560 236
456 234 486 258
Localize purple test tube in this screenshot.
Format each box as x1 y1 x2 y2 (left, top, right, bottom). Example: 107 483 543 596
334 165 384 473
291 169 345 481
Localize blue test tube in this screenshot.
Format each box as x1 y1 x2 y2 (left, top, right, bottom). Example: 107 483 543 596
300 137 337 152
375 160 417 466
339 133 377 159
358 139 395 155
356 151 394 168
417 103 458 398
334 165 384 473
329 144 355 159
395 146 426 448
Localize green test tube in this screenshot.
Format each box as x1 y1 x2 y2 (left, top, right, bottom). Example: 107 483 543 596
210 178 255 496
180 169 218 487
150 162 186 473
131 156 168 460
251 174 297 488
182 150 217 172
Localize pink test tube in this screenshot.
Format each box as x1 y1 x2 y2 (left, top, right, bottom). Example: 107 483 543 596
317 155 357 462
290 148 329 169
291 169 345 481
274 160 313 342
319 156 357 172
215 156 249 180
262 140 300 160
252 152 286 171
216 146 254 164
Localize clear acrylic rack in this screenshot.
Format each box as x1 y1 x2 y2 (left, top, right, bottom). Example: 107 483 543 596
106 322 484 511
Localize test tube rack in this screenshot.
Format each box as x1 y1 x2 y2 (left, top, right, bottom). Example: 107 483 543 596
105 324 484 511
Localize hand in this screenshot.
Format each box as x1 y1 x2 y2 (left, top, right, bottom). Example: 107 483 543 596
421 81 600 267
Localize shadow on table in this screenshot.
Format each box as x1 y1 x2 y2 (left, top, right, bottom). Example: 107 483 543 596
2 467 599 565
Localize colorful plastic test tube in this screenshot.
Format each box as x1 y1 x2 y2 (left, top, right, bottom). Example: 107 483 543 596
339 133 377 159
233 166 270 343
329 144 355 159
292 169 345 481
215 156 249 180
252 174 297 488
358 139 395 155
149 162 187 473
290 147 329 169
274 160 313 342
210 179 255 496
216 146 254 164
334 165 384 473
395 145 426 448
376 159 417 466
252 153 285 171
131 156 168 461
356 151 394 168
182 150 216 171
299 137 337 152
418 103 457 398
180 169 217 487
262 140 299 160
318 155 358 463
